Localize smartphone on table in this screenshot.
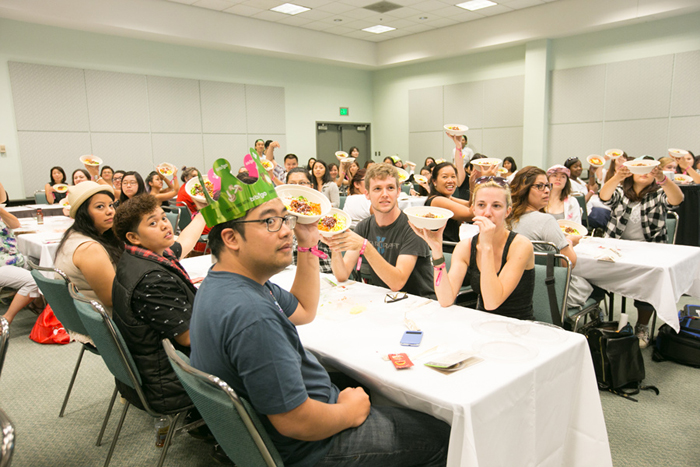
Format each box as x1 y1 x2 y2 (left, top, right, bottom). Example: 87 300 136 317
400 330 423 347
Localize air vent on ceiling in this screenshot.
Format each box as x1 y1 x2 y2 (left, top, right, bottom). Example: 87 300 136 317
363 1 402 14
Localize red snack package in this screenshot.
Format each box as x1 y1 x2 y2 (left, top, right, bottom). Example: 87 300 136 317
388 353 414 370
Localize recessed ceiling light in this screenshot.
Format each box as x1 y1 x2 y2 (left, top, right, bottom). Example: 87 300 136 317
362 25 396 34
456 0 497 11
270 3 310 15
419 16 428 20
334 18 343 22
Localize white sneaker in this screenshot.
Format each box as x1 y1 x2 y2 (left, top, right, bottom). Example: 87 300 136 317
635 324 650 349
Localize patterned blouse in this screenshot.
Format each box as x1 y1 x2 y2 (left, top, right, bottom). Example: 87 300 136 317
0 219 25 267
602 186 674 243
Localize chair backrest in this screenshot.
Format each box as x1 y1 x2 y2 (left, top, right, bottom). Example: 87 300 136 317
34 190 47 205
69 287 152 412
0 317 8 382
165 210 180 234
29 268 90 336
175 204 192 232
572 194 588 227
0 408 15 467
666 211 679 245
532 252 571 325
401 183 411 195
338 196 346 209
163 340 283 467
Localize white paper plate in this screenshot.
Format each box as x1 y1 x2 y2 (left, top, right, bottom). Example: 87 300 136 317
471 158 502 168
623 159 659 175
474 340 538 362
586 154 605 167
184 175 214 203
443 124 469 136
668 148 689 159
405 206 454 230
558 219 588 237
157 162 176 177
605 148 624 159
53 184 69 193
80 154 102 166
318 208 350 237
276 184 331 225
521 322 567 344
673 174 693 184
414 175 428 184
396 168 409 183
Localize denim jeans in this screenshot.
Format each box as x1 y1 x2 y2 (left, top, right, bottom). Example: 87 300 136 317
314 406 450 467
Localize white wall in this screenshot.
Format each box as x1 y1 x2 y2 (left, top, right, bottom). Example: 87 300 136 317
0 18 373 198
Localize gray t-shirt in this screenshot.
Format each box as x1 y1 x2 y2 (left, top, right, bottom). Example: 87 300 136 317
190 270 338 467
355 211 434 297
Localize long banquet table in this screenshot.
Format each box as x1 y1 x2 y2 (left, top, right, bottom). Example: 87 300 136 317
5 203 65 219
182 255 612 467
14 216 73 268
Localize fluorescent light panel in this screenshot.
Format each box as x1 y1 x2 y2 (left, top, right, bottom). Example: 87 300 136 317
456 0 497 11
362 25 396 34
271 3 310 15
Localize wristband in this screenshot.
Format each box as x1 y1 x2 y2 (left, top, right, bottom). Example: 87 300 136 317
432 256 445 267
297 245 328 259
658 175 668 185
356 239 368 271
434 263 446 286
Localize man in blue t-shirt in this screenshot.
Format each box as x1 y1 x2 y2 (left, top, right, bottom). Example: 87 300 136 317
326 163 434 297
190 194 449 467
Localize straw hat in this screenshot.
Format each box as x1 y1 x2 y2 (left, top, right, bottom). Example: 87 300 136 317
66 182 114 218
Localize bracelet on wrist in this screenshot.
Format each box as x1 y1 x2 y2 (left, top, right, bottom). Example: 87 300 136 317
432 256 445 267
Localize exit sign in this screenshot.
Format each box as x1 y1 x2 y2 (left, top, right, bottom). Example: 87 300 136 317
340 107 349 116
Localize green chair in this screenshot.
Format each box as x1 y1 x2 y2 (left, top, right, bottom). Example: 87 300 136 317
338 196 346 209
532 252 571 326
175 203 192 232
33 190 47 205
70 288 191 467
647 211 681 341
163 339 284 467
572 194 588 228
401 183 411 195
0 317 8 382
30 265 117 446
0 408 15 467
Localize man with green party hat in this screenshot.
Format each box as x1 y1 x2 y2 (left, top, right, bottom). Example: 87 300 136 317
190 151 449 467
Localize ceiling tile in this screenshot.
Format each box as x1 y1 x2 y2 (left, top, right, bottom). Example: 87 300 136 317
340 19 381 30
401 23 434 33
338 0 379 7
251 9 289 21
315 2 355 14
295 8 333 20
430 5 473 17
277 14 315 25
299 21 334 30
295 0 336 6
501 0 544 9
383 7 423 18
193 0 238 11
391 0 428 5
241 0 285 8
412 0 452 12
223 4 264 15
424 16 459 27
381 18 419 28
323 25 355 35
477 4 514 16
167 0 199 5
342 8 384 20
343 30 373 39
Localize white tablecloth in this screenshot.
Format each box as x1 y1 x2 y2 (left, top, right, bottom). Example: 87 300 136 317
573 237 700 333
5 203 65 218
181 256 612 467
15 216 73 268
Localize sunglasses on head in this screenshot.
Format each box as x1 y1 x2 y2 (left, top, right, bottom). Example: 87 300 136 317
565 157 579 164
475 176 508 187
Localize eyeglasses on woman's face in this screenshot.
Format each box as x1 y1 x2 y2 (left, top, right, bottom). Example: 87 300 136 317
532 182 552 192
122 180 139 187
287 180 311 187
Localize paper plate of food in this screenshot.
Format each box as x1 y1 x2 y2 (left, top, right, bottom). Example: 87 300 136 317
335 151 349 160
435 158 446 165
59 198 70 207
53 184 69 193
261 160 274 171
276 184 331 225
587 154 605 167
623 159 659 175
558 219 588 237
668 148 689 159
673 174 693 184
157 162 176 177
413 174 428 184
185 175 215 203
605 149 624 159
405 206 454 230
396 168 409 183
317 208 350 237
498 168 509 175
80 155 102 166
443 124 469 136
471 158 502 169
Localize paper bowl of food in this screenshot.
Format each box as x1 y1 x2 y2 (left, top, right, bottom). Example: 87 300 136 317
587 154 605 167
340 157 355 164
276 184 331 225
605 149 624 159
80 155 103 166
443 124 469 136
623 159 659 175
498 168 509 175
558 220 587 237
317 208 350 237
414 174 428 184
185 175 215 203
261 160 274 171
335 151 349 160
59 198 70 208
673 174 693 184
405 206 454 230
471 158 502 169
396 168 409 184
157 162 176 177
668 148 689 159
435 158 446 165
53 184 69 193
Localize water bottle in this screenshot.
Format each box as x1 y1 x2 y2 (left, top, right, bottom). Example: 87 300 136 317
154 417 170 447
36 208 44 225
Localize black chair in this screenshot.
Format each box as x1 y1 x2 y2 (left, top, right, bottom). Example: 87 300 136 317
0 408 14 467
0 317 8 382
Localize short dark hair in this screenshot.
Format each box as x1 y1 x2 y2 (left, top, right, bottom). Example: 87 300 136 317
287 167 311 182
284 154 298 163
208 217 248 259
113 194 160 245
49 166 67 186
119 171 147 204
72 168 91 183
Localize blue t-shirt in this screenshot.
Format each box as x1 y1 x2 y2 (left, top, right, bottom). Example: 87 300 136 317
190 269 338 467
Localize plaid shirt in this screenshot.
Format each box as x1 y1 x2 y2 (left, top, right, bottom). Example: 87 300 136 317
602 186 673 243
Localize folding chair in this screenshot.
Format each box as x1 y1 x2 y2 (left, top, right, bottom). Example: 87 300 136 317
70 287 192 467
33 190 47 205
0 408 14 467
29 265 117 446
163 339 283 467
647 211 681 341
572 194 588 228
532 252 571 326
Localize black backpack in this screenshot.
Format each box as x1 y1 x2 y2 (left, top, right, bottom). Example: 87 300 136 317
585 322 659 401
653 306 700 368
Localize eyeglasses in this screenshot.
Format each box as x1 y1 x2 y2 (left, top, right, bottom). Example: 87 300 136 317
475 176 508 187
121 181 138 187
532 183 553 192
287 181 312 187
232 215 297 232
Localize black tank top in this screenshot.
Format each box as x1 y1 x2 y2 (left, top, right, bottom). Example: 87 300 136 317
467 232 535 320
425 195 461 253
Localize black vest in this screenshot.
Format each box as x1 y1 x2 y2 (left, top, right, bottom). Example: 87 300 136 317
112 248 196 414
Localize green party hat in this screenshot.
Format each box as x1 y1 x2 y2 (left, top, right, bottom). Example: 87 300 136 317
199 149 278 227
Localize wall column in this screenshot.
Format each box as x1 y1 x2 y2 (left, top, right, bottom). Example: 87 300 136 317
522 39 552 168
